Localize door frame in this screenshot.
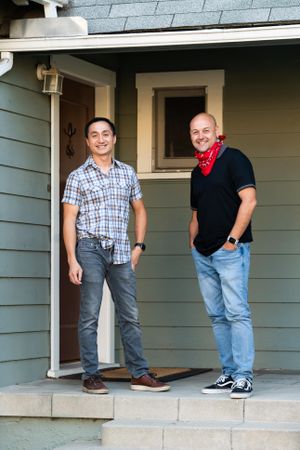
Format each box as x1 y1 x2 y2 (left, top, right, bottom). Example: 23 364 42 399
47 55 117 377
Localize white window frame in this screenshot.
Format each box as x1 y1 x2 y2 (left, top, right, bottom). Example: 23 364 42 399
136 70 225 179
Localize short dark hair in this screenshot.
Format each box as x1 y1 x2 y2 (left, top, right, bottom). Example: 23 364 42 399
84 117 116 138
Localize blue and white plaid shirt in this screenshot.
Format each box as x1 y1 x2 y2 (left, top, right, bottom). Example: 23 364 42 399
62 156 143 264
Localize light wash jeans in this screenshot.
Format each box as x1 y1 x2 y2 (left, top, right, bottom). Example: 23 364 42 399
76 238 149 379
192 243 255 381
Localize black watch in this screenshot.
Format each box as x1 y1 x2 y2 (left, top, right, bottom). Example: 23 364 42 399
227 236 239 245
134 242 146 251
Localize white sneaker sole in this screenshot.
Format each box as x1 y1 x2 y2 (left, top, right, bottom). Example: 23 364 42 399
202 388 232 394
131 385 170 392
230 392 252 399
82 387 109 394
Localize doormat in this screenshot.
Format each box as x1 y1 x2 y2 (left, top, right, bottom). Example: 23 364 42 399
101 367 212 382
61 367 211 382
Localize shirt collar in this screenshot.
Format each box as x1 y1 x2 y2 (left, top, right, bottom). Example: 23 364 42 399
83 155 122 170
217 144 227 159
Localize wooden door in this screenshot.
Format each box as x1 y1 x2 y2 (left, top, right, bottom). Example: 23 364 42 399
60 78 94 362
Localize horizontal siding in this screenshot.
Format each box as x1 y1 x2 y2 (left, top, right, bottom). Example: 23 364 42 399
1 54 48 93
132 350 300 370
0 279 49 306
256 181 300 205
0 222 50 251
136 278 300 303
116 349 218 369
140 180 300 208
130 230 300 254
0 251 50 278
0 166 50 200
134 205 300 232
0 54 51 385
0 332 49 361
0 194 50 225
0 306 49 333
252 157 300 181
136 255 300 279
134 303 300 328
227 133 300 158
0 110 50 147
225 109 300 135
117 327 300 352
0 82 50 121
0 138 50 173
0 359 49 388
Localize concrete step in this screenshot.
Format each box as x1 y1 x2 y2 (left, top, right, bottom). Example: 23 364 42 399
101 419 240 449
101 419 300 450
1 388 299 424
54 441 100 449
232 421 300 450
53 440 163 450
114 393 300 423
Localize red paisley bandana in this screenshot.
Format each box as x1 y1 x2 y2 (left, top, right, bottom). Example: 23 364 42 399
194 135 226 176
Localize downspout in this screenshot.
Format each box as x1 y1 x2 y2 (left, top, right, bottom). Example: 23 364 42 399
0 52 13 76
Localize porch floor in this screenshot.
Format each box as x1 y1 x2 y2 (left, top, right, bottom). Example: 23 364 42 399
0 369 299 420
1 370 300 450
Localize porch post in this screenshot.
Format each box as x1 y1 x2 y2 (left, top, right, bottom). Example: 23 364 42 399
95 85 116 364
47 93 60 377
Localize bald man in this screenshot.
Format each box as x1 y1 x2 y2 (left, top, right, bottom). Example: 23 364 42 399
189 113 257 399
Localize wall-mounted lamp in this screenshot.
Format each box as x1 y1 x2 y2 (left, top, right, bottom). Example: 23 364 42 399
37 64 63 95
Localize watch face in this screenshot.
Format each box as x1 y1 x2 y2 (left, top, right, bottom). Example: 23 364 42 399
135 243 146 251
228 237 237 245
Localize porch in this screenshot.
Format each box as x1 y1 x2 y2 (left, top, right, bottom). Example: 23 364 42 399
0 370 299 450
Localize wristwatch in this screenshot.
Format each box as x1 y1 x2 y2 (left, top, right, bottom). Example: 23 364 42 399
134 242 146 251
227 236 239 245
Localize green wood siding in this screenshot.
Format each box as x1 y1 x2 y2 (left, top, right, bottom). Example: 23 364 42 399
0 359 49 388
0 54 50 387
116 45 300 370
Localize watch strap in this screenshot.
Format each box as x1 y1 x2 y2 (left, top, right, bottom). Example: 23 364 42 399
134 242 146 251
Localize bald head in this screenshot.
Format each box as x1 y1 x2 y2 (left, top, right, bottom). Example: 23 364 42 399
190 112 219 153
190 112 217 129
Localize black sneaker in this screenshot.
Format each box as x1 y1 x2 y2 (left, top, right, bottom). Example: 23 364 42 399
230 378 252 399
201 374 234 394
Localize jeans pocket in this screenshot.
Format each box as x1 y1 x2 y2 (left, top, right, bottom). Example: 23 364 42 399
220 244 239 253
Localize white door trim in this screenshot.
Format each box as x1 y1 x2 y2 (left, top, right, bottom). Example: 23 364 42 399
47 55 117 378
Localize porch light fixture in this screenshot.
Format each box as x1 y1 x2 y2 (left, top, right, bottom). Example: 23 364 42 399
36 63 63 95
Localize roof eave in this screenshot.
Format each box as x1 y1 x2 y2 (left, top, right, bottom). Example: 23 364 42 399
1 22 300 53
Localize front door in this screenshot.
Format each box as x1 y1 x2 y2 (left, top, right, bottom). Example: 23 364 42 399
59 78 95 363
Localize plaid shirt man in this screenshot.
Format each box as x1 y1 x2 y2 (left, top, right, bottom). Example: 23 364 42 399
62 155 142 264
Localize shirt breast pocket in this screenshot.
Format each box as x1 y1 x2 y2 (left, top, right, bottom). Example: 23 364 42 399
112 181 131 205
82 182 106 207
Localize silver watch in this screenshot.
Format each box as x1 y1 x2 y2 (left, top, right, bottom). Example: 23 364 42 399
227 236 239 245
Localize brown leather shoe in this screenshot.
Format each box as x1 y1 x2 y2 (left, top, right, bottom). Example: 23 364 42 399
82 375 109 394
131 373 170 392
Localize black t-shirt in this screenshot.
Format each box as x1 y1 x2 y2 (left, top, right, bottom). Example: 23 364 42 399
190 146 256 256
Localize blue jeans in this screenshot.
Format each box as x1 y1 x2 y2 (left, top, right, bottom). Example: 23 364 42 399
192 244 255 381
76 238 149 379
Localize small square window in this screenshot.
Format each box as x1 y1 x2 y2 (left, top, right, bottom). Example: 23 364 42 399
136 70 224 179
155 88 206 169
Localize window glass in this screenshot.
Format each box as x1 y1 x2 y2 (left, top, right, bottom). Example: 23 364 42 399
155 88 205 169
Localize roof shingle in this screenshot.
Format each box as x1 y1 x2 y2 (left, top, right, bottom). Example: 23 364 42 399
57 0 300 34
